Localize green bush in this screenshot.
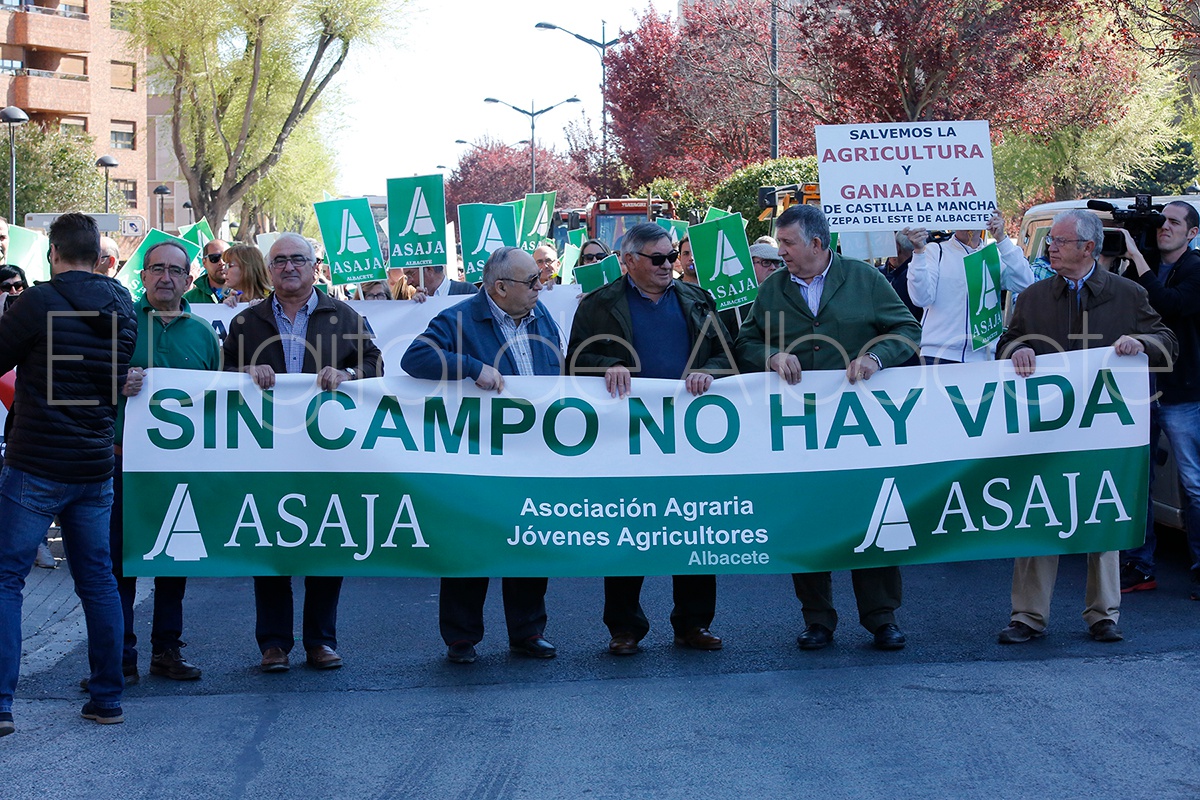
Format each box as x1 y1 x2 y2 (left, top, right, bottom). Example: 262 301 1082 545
632 177 710 222
708 157 819 240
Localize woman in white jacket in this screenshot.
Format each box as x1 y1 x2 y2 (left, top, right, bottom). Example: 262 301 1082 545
904 212 1035 363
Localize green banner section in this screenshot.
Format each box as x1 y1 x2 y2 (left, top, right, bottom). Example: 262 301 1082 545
124 449 1146 578
120 230 202 300
690 213 758 312
657 218 689 246
567 227 586 250
965 242 1003 350
314 197 386 285
177 219 215 252
388 175 448 269
6 224 50 284
559 243 581 285
458 203 518 285
519 192 556 252
574 253 622 293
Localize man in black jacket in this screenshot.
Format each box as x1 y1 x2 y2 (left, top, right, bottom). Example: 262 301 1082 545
222 232 382 674
0 213 137 735
1119 201 1200 597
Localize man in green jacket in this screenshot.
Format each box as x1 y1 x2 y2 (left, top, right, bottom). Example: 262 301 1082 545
182 238 229 304
735 204 921 652
567 222 735 656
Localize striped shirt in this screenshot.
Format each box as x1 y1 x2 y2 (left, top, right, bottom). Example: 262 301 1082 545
271 290 319 374
789 252 832 315
485 292 562 376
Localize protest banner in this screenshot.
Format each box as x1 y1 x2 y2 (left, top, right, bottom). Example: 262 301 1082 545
567 227 586 250
120 230 202 300
964 243 1004 350
574 254 622 293
388 175 448 270
123 349 1149 578
816 120 997 232
5 225 50 284
559 243 580 285
657 218 689 246
314 197 386 285
519 192 556 252
255 232 280 258
458 203 518 284
690 213 757 312
178 219 215 252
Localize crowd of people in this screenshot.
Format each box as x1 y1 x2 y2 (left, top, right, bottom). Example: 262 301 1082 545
0 198 1196 738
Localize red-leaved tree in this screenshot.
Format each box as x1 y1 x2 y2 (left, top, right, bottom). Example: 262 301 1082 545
444 138 592 226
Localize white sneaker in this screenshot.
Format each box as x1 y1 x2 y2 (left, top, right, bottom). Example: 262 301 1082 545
34 542 56 569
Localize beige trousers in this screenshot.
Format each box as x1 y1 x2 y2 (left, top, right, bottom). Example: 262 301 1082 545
1009 551 1121 632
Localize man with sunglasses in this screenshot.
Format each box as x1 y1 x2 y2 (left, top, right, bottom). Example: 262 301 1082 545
403 246 564 664
735 204 921 653
222 232 383 674
182 239 230 304
567 222 735 656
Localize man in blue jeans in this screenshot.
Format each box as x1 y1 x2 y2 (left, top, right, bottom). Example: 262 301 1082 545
0 213 137 735
1119 203 1200 597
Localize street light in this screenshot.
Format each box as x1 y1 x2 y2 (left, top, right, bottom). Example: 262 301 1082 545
182 200 193 225
483 97 580 193
95 155 118 213
536 21 620 195
153 184 171 230
1 106 29 223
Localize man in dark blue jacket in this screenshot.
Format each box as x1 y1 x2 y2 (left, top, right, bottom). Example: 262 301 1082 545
1119 201 1200 597
402 247 563 664
0 213 137 735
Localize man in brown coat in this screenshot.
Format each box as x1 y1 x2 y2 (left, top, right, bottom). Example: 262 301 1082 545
995 209 1176 645
222 232 382 673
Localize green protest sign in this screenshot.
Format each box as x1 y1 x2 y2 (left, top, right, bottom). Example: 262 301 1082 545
323 190 335 201
6 225 50 284
123 351 1149 578
458 203 518 285
690 213 758 312
178 219 214 251
120 230 202 300
519 192 556 252
387 175 448 269
314 197 386 286
574 253 622 293
657 218 689 246
567 227 586 249
964 242 1003 350
702 207 748 230
559 243 581 285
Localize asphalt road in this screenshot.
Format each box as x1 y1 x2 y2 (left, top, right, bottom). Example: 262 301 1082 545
2 538 1198 799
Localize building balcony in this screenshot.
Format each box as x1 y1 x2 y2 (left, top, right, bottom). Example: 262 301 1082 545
7 5 91 53
10 70 90 114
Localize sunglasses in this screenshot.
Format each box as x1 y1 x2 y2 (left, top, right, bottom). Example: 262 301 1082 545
206 253 223 264
580 252 607 264
504 272 542 290
0 281 23 292
636 250 680 267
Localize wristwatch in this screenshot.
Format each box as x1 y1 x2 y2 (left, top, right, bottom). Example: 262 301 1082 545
344 367 357 380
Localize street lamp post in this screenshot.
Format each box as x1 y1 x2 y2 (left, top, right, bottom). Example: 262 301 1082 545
536 21 620 196
96 155 119 213
153 184 172 230
182 200 194 225
483 97 580 193
1 106 29 223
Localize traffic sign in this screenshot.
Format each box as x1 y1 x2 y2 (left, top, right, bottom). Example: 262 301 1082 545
24 212 121 232
120 216 147 237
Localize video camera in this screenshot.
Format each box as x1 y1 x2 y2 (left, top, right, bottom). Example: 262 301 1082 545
1087 195 1165 260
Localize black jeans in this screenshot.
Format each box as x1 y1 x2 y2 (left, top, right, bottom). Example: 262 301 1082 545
603 575 716 639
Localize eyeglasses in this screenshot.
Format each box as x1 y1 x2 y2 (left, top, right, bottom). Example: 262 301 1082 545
535 257 557 267
205 253 223 264
636 250 679 267
504 272 542 290
580 252 607 264
145 264 188 278
1044 236 1086 247
363 291 390 300
271 254 313 269
0 281 23 292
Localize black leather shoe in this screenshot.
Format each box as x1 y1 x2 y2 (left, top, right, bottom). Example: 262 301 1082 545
447 641 477 664
873 623 906 650
796 623 834 650
608 634 639 655
510 635 557 659
673 627 723 650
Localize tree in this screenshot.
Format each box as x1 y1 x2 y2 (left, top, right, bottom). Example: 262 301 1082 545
237 120 339 240
707 157 818 241
132 0 393 232
633 177 710 222
444 138 591 226
0 125 113 222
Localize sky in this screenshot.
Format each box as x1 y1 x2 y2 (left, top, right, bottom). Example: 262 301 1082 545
334 0 673 197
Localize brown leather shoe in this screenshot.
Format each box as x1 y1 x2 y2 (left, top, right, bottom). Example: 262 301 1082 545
674 627 723 650
306 645 343 669
608 634 639 656
260 647 289 673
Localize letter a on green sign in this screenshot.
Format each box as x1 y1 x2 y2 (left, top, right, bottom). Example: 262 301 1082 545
519 192 556 252
458 203 518 284
964 242 1003 350
388 174 448 270
314 197 387 285
690 213 758 312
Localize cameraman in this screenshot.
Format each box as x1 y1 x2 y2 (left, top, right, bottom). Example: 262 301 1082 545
1118 201 1200 598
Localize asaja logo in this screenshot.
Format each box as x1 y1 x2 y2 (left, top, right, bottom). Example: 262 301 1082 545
398 186 436 237
143 484 208 562
975 258 999 313
338 208 371 256
471 213 507 256
854 477 916 553
526 199 550 239
710 230 745 280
